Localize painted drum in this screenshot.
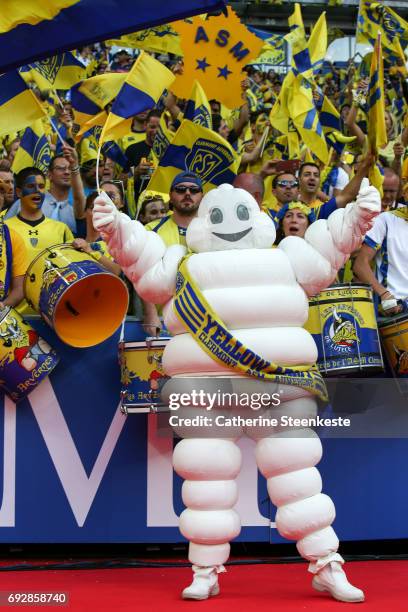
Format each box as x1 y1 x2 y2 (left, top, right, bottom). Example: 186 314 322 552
0 307 59 403
378 313 408 392
304 284 384 376
24 244 129 348
119 337 170 412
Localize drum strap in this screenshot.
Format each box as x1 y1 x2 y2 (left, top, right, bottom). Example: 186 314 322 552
0 221 12 301
173 255 328 402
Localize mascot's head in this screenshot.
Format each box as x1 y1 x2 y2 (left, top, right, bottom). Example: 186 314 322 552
186 184 276 252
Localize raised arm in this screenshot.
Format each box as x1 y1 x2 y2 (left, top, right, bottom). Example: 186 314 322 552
279 179 381 295
92 194 184 303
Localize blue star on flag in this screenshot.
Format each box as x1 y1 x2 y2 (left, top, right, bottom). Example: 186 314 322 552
196 57 210 72
217 64 232 79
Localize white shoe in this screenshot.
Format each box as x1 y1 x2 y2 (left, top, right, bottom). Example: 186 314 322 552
312 561 364 603
182 565 221 600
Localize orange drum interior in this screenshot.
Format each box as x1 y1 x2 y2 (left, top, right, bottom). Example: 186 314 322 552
53 273 129 348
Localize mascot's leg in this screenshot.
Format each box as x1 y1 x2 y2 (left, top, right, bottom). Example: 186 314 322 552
255 393 364 603
173 438 242 600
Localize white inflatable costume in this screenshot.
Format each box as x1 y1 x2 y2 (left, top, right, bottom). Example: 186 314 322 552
93 179 380 603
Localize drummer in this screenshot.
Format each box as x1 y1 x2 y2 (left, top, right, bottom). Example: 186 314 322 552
5 167 74 314
353 204 408 316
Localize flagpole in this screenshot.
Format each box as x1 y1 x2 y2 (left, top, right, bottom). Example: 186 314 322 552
49 117 66 147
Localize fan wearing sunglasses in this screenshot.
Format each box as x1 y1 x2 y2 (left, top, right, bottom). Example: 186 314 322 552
141 172 204 336
272 173 299 208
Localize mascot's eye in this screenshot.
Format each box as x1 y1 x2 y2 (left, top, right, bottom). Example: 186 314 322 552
210 207 223 224
237 204 249 220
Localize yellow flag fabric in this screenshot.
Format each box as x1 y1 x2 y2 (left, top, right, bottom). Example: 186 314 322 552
106 25 182 56
100 52 175 144
367 35 387 154
75 110 108 143
357 2 408 62
19 52 85 91
184 80 212 129
0 72 46 138
288 77 328 164
249 34 285 66
11 119 51 174
147 119 240 194
0 0 78 32
308 12 327 69
77 73 126 108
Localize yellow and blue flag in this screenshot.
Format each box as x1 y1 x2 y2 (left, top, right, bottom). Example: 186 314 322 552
367 34 387 154
286 5 327 80
367 35 387 193
0 71 46 138
357 2 408 63
288 77 329 164
147 119 240 194
184 81 212 129
100 52 175 144
106 25 182 56
71 73 126 132
0 0 227 72
11 119 51 174
19 52 85 91
151 113 175 162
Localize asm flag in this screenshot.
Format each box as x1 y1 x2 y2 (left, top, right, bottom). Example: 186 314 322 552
147 119 240 194
0 0 227 72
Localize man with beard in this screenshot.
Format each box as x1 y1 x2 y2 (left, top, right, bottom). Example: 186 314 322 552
142 171 204 334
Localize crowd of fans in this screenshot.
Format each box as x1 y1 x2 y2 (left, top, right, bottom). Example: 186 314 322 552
0 37 407 349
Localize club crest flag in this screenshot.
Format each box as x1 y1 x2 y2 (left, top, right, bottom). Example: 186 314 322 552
12 119 51 175
171 8 262 108
19 52 85 91
100 52 175 144
106 25 183 56
147 119 240 193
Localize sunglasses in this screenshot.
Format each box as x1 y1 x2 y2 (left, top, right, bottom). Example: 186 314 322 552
173 185 202 194
276 180 298 188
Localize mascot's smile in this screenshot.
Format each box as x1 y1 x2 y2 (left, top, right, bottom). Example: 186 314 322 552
212 227 252 242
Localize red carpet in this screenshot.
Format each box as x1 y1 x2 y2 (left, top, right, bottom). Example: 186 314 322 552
0 561 406 611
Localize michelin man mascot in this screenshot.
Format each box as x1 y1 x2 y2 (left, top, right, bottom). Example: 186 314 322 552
93 178 380 603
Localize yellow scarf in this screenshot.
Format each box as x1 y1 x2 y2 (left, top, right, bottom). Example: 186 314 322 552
173 255 328 402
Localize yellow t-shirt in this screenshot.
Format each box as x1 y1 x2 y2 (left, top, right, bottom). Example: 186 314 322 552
145 214 187 247
5 215 74 315
5 215 74 266
9 227 28 278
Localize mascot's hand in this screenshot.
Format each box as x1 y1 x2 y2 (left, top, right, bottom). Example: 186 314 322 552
92 191 120 234
356 178 381 215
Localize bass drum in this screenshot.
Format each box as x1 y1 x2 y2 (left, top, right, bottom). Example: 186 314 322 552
24 244 128 348
304 284 384 376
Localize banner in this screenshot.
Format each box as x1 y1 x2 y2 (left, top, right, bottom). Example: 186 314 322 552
0 0 227 72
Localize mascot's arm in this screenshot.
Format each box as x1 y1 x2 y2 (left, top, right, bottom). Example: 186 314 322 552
92 194 183 303
279 179 381 296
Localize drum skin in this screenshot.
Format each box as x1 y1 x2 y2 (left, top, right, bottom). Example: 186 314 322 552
0 307 59 403
304 284 384 375
24 244 128 347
